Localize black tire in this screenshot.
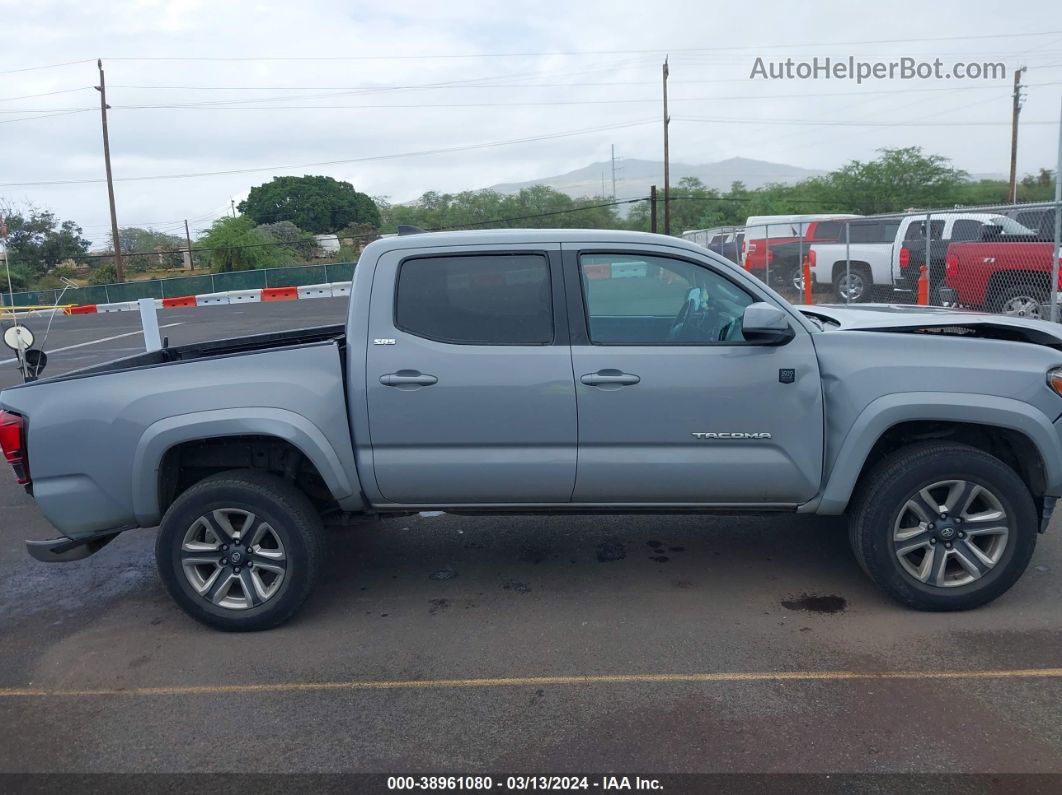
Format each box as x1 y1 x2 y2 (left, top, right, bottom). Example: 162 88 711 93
832 265 872 303
156 470 324 631
990 283 1047 318
848 442 1037 611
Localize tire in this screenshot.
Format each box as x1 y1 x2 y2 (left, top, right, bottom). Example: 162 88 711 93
991 283 1047 319
833 265 872 303
156 470 324 631
848 442 1037 611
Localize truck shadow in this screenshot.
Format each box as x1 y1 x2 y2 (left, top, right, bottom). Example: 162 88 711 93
305 511 871 621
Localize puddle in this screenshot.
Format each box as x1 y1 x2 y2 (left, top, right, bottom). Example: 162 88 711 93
780 593 847 614
595 541 626 563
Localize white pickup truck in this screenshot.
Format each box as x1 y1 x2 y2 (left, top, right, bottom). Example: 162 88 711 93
807 213 1025 303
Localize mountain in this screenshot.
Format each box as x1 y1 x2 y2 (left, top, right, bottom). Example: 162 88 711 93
488 157 827 201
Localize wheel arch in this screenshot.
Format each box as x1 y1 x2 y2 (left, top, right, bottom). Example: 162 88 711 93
814 393 1060 515
132 407 365 525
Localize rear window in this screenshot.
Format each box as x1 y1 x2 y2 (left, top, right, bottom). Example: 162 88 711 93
810 221 843 240
395 254 552 345
950 220 984 242
904 220 945 241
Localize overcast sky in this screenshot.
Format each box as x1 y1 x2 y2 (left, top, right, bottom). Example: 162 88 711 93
0 0 1060 245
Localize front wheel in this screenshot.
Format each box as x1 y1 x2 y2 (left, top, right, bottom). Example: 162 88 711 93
848 442 1037 611
156 470 324 631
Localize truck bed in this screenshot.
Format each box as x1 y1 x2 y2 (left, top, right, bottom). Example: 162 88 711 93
0 324 360 537
33 324 346 384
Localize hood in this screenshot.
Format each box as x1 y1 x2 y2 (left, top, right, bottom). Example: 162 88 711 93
798 303 1062 347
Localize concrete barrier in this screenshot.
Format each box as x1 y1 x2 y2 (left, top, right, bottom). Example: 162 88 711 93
297 284 333 300
330 282 352 297
195 293 231 306
228 289 262 304
261 287 298 302
97 301 139 313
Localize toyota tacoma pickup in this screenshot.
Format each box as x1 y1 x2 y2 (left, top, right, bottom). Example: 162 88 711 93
3 229 1062 631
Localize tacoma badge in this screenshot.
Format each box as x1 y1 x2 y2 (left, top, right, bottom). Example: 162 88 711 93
692 432 772 440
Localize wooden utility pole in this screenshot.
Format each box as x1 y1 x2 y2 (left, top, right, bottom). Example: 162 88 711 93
1009 65 1027 203
610 144 617 200
95 59 124 281
184 219 194 270
662 57 671 236
231 199 237 218
650 185 658 233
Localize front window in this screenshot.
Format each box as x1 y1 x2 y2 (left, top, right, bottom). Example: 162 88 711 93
579 254 754 344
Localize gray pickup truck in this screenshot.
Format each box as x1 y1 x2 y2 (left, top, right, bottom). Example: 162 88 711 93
3 229 1062 630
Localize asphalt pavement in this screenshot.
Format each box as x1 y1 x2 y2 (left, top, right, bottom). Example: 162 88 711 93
1 299 1061 775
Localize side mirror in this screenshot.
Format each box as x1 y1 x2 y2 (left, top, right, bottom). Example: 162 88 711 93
741 302 795 345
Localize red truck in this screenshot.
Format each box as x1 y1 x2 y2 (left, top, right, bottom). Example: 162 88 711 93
945 236 1061 318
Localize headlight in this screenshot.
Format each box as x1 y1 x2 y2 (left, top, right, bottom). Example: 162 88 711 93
1048 368 1062 397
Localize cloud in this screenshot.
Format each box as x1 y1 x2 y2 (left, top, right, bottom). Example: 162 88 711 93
0 0 1058 234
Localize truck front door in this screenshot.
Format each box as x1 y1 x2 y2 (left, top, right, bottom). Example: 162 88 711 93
365 245 577 505
564 245 824 506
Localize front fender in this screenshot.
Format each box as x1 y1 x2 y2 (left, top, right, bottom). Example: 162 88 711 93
131 407 364 525
814 392 1062 515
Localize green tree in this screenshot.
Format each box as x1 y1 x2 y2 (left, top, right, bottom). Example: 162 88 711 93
1 208 91 275
380 186 621 232
198 216 286 272
802 147 969 214
254 221 316 259
238 175 380 233
113 227 186 271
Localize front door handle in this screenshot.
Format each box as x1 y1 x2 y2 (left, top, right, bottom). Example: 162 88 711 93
380 370 438 387
580 369 640 388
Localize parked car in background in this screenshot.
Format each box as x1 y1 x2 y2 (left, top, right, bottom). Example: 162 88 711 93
741 214 860 286
806 218 901 301
682 227 744 264
892 214 1036 303
769 217 863 292
1004 204 1058 242
945 220 1055 317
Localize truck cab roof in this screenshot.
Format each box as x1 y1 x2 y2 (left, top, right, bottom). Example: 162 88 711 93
361 228 710 257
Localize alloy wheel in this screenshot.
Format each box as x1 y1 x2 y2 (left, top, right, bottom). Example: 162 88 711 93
892 480 1010 588
180 509 287 610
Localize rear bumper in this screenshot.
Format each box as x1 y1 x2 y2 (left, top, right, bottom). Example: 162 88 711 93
26 531 121 562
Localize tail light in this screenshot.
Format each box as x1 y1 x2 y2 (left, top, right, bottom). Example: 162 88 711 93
899 247 910 269
945 253 959 279
806 250 817 267
0 411 29 485
767 249 775 264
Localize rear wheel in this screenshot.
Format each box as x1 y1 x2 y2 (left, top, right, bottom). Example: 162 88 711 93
849 442 1037 611
992 283 1047 318
156 470 324 631
833 265 872 303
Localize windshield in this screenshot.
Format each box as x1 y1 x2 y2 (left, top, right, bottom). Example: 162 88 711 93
987 216 1036 235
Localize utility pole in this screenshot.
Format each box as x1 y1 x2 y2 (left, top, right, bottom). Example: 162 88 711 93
95 59 124 281
611 144 617 200
650 185 658 234
184 219 194 270
1009 65 1027 204
662 57 671 235
231 199 237 218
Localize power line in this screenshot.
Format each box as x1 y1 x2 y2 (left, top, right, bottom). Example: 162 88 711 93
100 30 1062 61
0 58 95 75
676 115 1059 127
0 86 92 102
0 118 658 188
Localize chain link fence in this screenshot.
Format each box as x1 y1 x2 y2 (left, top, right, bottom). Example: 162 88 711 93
684 200 1062 320
1 262 357 308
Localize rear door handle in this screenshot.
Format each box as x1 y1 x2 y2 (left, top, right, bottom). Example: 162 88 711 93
580 370 640 387
380 370 438 387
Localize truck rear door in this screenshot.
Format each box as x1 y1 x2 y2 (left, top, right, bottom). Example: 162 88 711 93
562 243 824 505
364 244 577 505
